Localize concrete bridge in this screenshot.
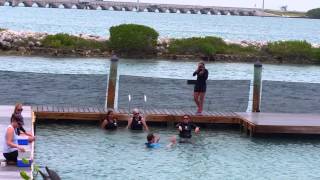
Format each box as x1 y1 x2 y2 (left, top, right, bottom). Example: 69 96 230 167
0 0 267 16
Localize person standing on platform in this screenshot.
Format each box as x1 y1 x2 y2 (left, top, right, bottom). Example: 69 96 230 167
193 61 209 114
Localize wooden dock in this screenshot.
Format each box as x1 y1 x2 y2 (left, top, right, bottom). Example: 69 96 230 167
32 105 320 135
0 106 34 180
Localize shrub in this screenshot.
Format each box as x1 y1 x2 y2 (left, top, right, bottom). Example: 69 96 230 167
168 36 259 56
312 48 320 62
168 36 226 56
0 28 6 32
306 8 320 19
109 24 159 56
266 40 313 59
41 33 108 50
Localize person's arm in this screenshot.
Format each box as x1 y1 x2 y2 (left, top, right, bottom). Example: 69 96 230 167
193 70 199 76
101 119 108 129
176 123 182 131
6 127 25 152
191 123 200 134
155 135 160 143
141 117 149 131
127 117 132 129
204 69 208 80
195 127 200 134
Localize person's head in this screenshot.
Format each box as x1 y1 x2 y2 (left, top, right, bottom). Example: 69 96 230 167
147 133 155 143
11 113 24 128
198 61 205 70
182 114 191 123
132 108 140 117
14 103 23 114
106 109 114 119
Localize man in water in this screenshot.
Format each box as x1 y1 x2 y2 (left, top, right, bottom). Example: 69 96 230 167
145 133 176 148
176 114 200 142
127 108 149 131
193 61 209 114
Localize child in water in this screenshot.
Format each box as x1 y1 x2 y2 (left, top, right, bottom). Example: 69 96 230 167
145 133 176 148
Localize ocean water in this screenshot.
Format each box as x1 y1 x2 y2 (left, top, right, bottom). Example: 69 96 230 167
1 6 320 43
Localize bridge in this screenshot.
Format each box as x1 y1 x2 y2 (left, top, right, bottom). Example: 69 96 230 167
0 0 268 16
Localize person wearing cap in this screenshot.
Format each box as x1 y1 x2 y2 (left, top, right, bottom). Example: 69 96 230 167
3 114 26 163
127 108 149 131
12 103 35 142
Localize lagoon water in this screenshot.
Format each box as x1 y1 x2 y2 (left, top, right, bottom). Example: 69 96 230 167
35 123 320 180
1 6 320 43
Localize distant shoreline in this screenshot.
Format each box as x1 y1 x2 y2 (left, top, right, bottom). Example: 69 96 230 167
0 29 319 64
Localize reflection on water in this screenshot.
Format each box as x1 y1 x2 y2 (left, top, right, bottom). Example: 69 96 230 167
35 123 320 180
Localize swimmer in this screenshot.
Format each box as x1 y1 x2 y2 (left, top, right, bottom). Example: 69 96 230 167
145 133 176 148
176 114 200 142
101 109 117 130
127 108 149 131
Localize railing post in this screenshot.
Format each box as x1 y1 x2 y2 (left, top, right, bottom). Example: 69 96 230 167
252 61 262 112
106 55 119 109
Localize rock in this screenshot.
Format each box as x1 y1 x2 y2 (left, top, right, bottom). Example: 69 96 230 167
0 41 12 50
28 41 35 47
17 47 27 54
35 41 41 47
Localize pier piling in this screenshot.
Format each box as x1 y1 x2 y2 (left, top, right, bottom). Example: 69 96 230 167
252 61 262 112
106 55 119 109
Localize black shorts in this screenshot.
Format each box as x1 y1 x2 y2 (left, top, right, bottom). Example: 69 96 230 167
194 84 206 92
3 150 18 162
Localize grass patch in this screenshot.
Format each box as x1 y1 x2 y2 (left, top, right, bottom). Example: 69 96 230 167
265 10 306 17
266 40 313 59
168 36 259 57
0 28 6 32
41 33 108 50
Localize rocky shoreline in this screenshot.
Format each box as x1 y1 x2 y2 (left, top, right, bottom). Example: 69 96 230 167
0 29 317 64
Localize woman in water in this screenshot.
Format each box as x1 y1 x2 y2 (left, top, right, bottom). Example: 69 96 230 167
3 114 26 163
101 109 118 130
127 108 149 131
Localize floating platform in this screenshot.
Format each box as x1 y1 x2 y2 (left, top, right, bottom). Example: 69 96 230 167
32 105 320 135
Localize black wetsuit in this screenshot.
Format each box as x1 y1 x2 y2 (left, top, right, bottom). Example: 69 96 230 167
104 119 117 130
131 116 143 130
177 122 197 138
193 68 209 92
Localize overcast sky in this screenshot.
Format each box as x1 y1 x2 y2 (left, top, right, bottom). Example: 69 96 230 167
116 0 320 11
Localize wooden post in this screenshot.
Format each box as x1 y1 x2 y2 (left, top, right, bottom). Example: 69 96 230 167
106 55 119 109
252 61 262 112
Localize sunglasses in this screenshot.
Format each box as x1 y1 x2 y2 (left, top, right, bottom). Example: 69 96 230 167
133 113 139 115
17 108 23 112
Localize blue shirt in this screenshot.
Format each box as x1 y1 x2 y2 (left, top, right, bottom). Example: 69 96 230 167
145 143 161 148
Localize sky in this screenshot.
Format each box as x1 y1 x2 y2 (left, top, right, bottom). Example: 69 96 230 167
115 0 320 12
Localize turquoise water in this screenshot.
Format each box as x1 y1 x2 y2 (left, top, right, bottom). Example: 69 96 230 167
35 123 320 179
1 7 320 43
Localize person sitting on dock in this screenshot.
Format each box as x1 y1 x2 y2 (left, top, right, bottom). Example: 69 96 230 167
12 103 35 142
127 108 149 131
101 109 118 130
145 133 176 148
3 114 26 163
176 114 200 141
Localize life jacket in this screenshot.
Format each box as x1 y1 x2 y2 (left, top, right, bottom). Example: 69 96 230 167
131 116 143 130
